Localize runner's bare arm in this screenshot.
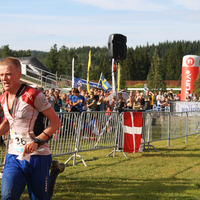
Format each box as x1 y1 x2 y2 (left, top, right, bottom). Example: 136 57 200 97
22 107 61 156
0 118 10 136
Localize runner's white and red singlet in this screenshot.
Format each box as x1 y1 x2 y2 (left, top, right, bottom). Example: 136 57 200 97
0 84 51 156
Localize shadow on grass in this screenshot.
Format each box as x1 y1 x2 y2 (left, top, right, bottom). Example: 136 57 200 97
53 176 200 200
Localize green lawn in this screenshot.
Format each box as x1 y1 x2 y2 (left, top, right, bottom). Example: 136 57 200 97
1 136 200 200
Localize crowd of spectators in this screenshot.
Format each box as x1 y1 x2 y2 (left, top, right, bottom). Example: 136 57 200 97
30 86 200 113
40 86 113 113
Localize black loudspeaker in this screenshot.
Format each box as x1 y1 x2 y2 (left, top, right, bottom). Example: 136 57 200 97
108 34 127 60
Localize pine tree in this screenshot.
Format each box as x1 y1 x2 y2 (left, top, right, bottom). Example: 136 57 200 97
121 48 135 80
57 45 68 76
175 43 184 80
165 46 176 80
194 71 200 97
45 44 59 74
146 48 166 92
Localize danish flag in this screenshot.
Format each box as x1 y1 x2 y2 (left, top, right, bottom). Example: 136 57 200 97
123 112 143 153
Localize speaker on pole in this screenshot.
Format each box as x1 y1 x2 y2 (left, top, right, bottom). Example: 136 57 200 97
108 34 127 60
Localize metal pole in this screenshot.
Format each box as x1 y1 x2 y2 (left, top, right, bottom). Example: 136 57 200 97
114 60 119 111
185 112 188 143
167 112 171 147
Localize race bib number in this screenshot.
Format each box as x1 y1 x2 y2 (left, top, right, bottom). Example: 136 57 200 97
10 129 33 152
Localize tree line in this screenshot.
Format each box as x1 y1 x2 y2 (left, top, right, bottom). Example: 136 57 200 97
1 40 200 92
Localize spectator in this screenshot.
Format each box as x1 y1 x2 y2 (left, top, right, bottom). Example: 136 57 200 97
160 96 169 111
68 88 75 112
60 93 68 112
108 96 116 111
153 92 158 107
78 86 82 93
185 92 191 102
139 92 145 110
117 92 126 112
174 94 180 101
94 88 100 111
81 89 88 112
55 89 61 97
143 90 152 110
192 93 198 102
87 92 97 111
156 91 163 111
48 88 55 107
98 89 106 111
71 88 86 112
44 89 49 97
54 91 62 112
169 89 174 97
188 90 193 100
126 91 135 109
149 91 154 109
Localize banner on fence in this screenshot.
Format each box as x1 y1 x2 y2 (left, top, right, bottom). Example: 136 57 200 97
123 112 143 153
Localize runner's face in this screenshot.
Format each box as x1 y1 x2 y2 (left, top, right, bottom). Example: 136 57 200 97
0 64 21 92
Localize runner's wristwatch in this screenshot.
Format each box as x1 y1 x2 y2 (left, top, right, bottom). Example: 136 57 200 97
33 138 45 147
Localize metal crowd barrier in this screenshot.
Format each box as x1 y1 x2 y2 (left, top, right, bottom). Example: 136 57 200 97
1 110 200 167
142 111 200 150
63 111 119 166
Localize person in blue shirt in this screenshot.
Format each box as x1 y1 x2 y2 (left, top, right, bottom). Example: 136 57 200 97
71 88 86 112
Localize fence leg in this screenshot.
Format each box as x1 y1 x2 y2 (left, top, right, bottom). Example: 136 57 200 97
64 152 87 167
107 113 128 158
64 113 88 167
106 147 128 158
144 113 158 152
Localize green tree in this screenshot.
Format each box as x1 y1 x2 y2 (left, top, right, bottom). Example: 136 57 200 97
165 46 176 80
194 71 200 97
45 44 59 74
14 49 31 57
147 48 166 92
0 45 13 58
133 47 146 80
143 47 151 78
174 43 184 80
98 56 110 80
121 48 135 80
57 45 70 77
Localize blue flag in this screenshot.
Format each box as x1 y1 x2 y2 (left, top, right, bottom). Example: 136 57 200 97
100 75 111 90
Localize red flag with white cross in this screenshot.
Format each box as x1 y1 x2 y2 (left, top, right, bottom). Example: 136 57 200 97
123 112 143 153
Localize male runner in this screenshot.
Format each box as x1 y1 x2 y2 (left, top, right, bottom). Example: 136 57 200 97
0 57 63 200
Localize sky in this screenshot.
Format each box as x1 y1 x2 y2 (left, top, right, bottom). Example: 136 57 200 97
1 0 200 51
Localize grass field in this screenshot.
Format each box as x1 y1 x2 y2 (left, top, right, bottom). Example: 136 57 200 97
1 136 200 200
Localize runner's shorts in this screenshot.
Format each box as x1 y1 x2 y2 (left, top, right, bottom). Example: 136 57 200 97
1 154 52 200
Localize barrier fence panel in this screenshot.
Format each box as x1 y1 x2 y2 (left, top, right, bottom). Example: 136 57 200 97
77 111 118 152
142 111 200 150
169 112 187 140
187 112 200 135
143 111 170 144
49 112 81 156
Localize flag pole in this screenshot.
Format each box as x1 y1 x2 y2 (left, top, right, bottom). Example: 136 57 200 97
114 61 118 111
112 59 116 92
98 72 102 88
71 58 75 88
87 51 91 94
117 63 120 91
